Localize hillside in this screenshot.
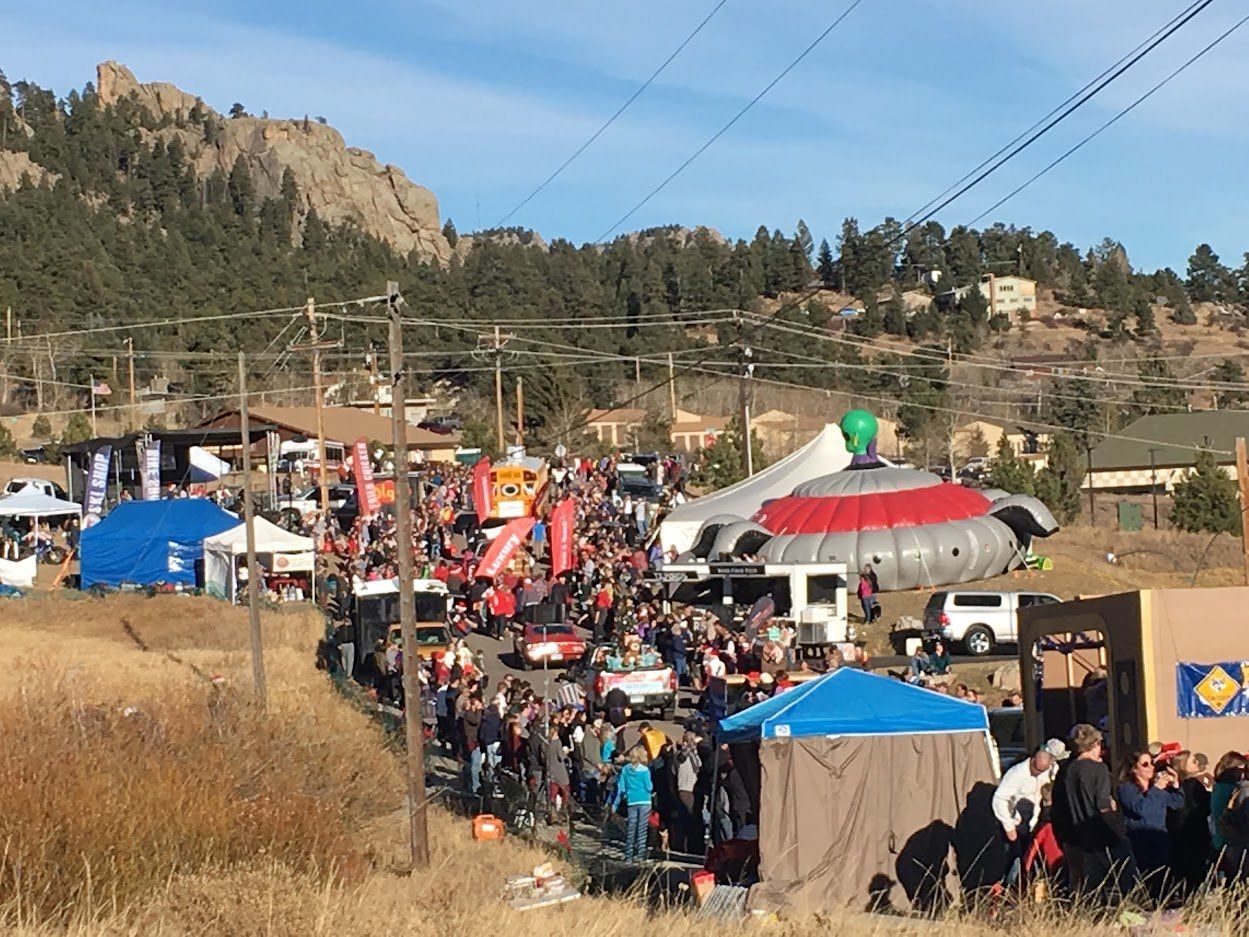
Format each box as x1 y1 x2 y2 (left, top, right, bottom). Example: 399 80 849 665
1 61 1249 462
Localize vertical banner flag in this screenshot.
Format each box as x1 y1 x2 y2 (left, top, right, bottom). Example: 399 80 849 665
548 497 576 578
476 516 535 580
138 438 161 501
84 445 112 526
352 437 381 516
472 456 493 522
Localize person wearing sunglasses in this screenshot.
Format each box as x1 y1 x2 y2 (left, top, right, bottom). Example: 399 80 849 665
1117 749 1183 901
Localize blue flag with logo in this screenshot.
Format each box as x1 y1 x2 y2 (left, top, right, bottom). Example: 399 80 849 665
1177 662 1249 718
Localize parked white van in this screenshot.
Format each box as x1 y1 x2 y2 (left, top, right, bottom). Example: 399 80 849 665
922 590 1062 656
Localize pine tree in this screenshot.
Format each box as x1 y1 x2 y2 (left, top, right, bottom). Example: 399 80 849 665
883 289 907 336
442 218 458 247
226 156 253 216
1170 450 1240 535
1186 243 1234 302
1133 296 1156 335
986 435 1035 495
229 103 246 119
61 412 92 446
0 422 17 459
794 219 814 262
31 415 51 440
1034 433 1084 525
816 239 835 287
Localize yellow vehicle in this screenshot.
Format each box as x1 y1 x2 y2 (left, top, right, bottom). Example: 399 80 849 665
490 457 548 520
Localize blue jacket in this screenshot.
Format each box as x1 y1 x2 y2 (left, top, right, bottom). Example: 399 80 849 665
614 763 654 807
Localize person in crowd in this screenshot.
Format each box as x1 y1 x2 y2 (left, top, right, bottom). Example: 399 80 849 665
992 746 1056 888
1210 751 1247 860
614 747 654 864
1053 722 1136 899
1116 749 1183 898
1167 750 1212 896
544 722 571 823
856 568 876 623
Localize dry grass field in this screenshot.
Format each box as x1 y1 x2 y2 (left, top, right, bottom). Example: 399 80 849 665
0 574 1245 934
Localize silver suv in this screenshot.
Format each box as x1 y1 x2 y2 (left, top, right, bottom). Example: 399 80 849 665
923 590 1062 656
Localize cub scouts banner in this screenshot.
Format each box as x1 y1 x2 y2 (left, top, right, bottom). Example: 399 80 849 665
548 497 575 578
1177 661 1249 718
476 516 535 580
139 438 161 501
472 456 493 522
351 437 381 517
84 445 112 527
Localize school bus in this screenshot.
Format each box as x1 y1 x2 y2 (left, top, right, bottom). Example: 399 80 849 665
490 457 549 520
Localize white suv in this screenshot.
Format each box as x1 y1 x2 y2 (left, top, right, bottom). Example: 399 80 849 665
923 590 1062 656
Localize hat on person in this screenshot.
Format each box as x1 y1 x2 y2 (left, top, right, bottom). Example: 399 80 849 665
1043 738 1071 761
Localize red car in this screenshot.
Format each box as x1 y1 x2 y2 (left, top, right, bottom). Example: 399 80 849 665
513 623 586 671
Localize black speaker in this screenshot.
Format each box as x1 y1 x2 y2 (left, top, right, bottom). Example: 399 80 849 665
522 604 566 625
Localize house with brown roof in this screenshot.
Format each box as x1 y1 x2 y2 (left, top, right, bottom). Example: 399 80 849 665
199 405 462 462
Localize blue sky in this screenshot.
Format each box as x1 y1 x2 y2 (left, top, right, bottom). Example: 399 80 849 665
3 0 1247 271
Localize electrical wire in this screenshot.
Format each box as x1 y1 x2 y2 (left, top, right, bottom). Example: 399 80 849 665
494 0 732 228
968 9 1249 225
593 0 867 242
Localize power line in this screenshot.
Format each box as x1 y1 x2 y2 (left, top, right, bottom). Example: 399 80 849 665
593 0 868 242
494 0 732 228
969 10 1249 225
903 0 1212 227
898 0 1216 238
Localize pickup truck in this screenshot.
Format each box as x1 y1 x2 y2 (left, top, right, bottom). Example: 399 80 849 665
574 644 677 721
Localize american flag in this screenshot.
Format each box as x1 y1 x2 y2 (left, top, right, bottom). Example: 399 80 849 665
91 379 111 396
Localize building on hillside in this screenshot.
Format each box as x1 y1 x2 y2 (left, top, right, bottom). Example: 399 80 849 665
953 418 1049 460
585 408 647 448
199 405 461 462
1086 411 1249 493
1007 354 1099 381
901 290 934 314
671 413 728 453
939 274 1037 321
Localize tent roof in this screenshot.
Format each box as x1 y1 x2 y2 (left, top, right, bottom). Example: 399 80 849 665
203 517 315 555
80 499 237 544
0 491 82 517
662 423 850 533
718 668 990 742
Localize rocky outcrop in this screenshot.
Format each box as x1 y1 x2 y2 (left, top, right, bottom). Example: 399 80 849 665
0 151 58 191
95 62 451 264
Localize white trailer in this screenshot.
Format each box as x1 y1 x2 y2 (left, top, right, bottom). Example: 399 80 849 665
658 560 853 658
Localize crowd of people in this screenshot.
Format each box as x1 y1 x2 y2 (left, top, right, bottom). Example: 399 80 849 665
992 721 1249 904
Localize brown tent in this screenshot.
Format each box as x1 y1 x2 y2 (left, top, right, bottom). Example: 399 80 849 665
718 670 999 914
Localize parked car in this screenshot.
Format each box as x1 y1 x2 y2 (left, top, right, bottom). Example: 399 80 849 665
278 483 355 522
388 622 453 662
619 474 663 502
3 477 69 500
923 590 1062 656
512 622 586 671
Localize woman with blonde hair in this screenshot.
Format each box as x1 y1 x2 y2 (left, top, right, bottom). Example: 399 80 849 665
612 746 654 864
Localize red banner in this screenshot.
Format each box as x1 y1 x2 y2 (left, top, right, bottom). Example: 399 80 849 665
472 456 493 522
352 437 381 516
476 517 535 580
548 498 576 578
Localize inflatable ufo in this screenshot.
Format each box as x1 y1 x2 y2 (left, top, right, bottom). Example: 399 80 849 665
683 409 1059 591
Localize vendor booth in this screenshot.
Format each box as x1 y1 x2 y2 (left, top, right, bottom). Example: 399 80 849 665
0 490 82 585
718 669 997 914
80 500 237 589
203 518 316 603
1018 586 1249 771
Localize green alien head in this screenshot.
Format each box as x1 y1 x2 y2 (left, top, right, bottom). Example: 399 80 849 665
839 409 878 457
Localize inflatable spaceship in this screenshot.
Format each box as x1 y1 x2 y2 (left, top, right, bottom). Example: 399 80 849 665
683 410 1059 591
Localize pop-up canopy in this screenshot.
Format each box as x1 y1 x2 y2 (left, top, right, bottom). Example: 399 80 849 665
0 491 82 518
719 667 990 741
719 669 997 916
203 517 316 603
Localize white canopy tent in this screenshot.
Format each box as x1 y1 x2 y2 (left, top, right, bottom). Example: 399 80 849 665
659 423 852 555
204 517 316 603
0 491 82 518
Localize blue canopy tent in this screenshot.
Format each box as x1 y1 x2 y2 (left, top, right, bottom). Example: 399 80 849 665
80 500 238 589
719 667 991 741
718 669 998 915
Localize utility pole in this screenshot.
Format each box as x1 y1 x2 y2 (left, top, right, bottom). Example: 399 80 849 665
89 373 98 436
237 352 267 705
290 298 340 515
1149 448 1160 530
368 343 381 416
515 376 525 449
946 340 956 482
1238 438 1249 587
1085 444 1096 525
494 325 506 451
667 352 678 420
738 343 754 477
125 337 137 429
387 281 430 871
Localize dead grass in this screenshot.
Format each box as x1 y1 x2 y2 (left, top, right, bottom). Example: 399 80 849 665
3 592 1244 936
